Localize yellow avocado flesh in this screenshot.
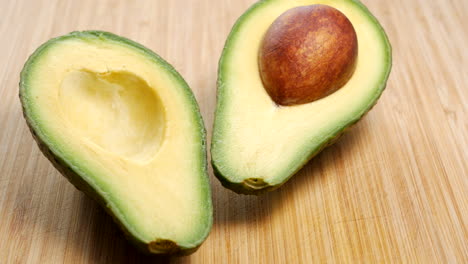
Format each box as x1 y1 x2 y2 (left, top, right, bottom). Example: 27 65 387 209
24 34 211 249
212 0 391 187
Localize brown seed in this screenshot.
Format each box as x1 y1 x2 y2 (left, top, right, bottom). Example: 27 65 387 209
258 5 358 106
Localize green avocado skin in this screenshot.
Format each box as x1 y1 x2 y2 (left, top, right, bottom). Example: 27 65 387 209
211 0 392 195
19 31 212 255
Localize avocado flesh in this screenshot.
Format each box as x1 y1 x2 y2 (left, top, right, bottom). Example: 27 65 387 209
20 31 212 254
212 0 392 194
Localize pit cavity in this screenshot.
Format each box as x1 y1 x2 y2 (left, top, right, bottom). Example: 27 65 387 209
59 70 165 163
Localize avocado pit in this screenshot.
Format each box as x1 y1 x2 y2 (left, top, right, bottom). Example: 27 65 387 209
258 5 358 106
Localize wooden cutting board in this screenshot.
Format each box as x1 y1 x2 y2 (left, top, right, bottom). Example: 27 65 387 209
0 0 466 262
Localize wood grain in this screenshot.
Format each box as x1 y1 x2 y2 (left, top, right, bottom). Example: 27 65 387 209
0 0 466 262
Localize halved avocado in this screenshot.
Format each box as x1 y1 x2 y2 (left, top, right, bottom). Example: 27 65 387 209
20 31 212 255
212 0 392 194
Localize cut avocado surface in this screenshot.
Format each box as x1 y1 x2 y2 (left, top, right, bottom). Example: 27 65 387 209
20 31 212 254
212 0 392 194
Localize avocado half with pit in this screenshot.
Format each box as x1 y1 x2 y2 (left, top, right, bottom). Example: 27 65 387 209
19 31 212 255
212 0 392 194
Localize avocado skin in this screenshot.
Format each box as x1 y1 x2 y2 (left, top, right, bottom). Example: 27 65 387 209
212 0 392 195
19 31 211 255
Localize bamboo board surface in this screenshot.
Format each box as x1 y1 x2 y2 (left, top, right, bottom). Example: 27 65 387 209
0 0 467 263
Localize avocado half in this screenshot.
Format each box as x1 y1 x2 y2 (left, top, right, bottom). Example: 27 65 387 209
20 31 212 255
211 0 392 194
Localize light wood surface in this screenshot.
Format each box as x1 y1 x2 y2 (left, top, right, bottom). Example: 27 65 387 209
0 0 467 263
